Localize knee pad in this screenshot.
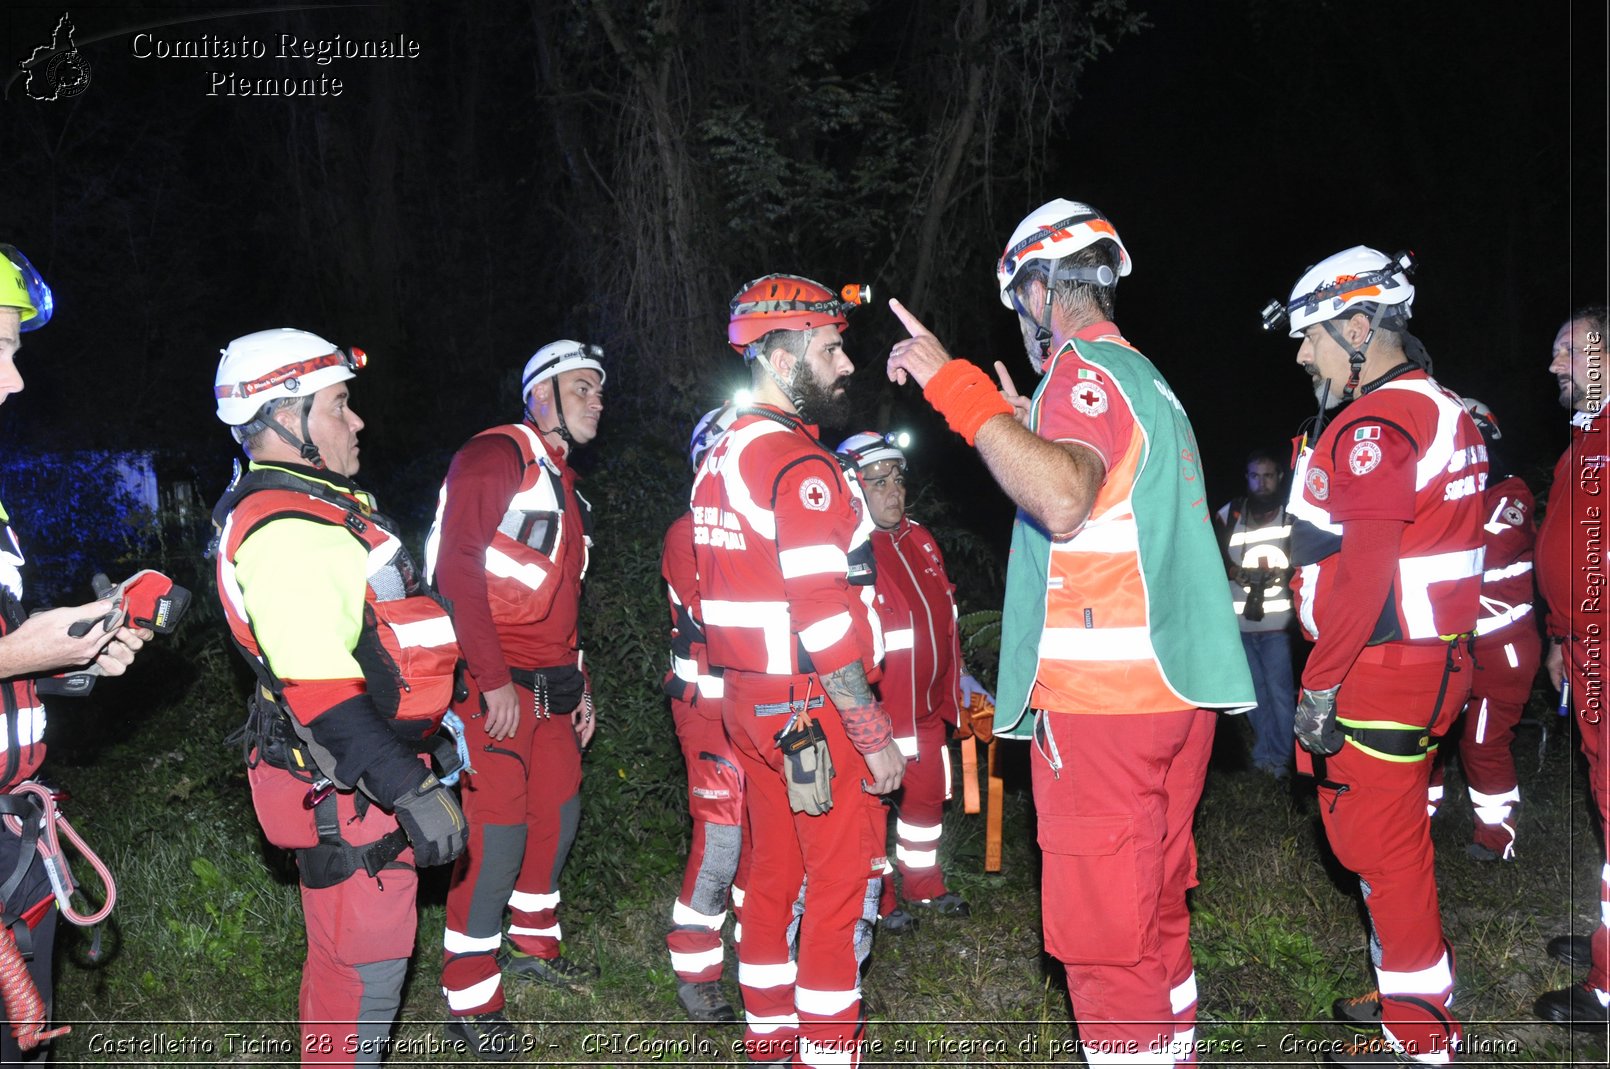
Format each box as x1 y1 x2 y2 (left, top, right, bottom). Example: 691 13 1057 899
689 822 742 916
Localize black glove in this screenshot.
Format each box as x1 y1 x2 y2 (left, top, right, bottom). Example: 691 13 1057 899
392 773 468 867
1295 685 1344 756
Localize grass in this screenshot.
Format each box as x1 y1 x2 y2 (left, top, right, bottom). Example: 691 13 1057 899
29 639 1609 1065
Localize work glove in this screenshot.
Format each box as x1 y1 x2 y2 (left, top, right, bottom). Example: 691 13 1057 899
958 673 995 708
776 716 834 815
392 773 468 867
955 673 996 742
1294 685 1344 756
68 570 191 637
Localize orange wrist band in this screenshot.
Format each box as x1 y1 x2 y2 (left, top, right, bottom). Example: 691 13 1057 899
924 359 1012 445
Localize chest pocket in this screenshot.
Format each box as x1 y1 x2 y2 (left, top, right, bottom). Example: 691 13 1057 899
500 508 558 555
354 524 460 724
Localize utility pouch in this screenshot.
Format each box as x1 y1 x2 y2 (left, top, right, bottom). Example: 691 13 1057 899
776 715 834 815
232 686 319 782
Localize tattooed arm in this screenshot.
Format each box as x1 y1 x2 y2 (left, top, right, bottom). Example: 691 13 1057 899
820 661 905 794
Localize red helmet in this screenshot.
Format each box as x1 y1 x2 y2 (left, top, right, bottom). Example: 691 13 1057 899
727 274 848 354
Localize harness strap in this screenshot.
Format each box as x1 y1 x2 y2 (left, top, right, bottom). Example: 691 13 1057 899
295 791 412 891
1336 722 1437 761
0 793 42 931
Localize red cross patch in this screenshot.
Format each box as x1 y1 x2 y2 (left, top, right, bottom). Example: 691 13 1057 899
1305 467 1330 501
1071 381 1108 416
1348 440 1383 475
800 476 832 512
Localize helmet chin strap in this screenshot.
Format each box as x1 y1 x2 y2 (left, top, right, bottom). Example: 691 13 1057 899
1032 259 1063 367
757 332 814 420
264 398 326 469
1320 304 1389 404
529 382 578 448
552 398 578 447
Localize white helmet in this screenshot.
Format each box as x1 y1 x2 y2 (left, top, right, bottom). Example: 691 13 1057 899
996 199 1132 309
1459 397 1501 442
1284 246 1414 338
836 430 908 471
214 328 363 426
689 404 740 471
521 340 605 402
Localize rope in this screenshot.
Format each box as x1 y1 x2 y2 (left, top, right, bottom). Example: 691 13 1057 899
0 922 68 1050
0 781 116 1050
3 782 117 926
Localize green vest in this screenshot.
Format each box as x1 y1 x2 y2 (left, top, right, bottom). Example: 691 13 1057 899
995 334 1254 738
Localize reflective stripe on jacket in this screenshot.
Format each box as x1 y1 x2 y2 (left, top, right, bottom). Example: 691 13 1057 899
424 422 591 630
1288 375 1485 643
870 517 961 752
1473 475 1536 639
996 332 1253 735
691 407 882 678
0 499 45 790
216 465 460 726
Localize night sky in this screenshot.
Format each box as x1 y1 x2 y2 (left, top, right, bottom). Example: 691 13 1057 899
1 1 1604 533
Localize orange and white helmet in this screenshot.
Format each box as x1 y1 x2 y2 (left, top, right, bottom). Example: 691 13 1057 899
727 274 850 355
1283 246 1415 338
214 328 364 426
996 199 1131 309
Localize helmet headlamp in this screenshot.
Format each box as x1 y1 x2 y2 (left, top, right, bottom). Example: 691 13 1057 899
214 346 366 402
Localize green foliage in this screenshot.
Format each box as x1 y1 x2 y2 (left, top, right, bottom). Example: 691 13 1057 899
565 438 694 894
958 609 1003 691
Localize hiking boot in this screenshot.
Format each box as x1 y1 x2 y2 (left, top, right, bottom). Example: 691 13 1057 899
1533 982 1610 1028
1322 1033 1410 1066
1332 989 1383 1026
880 908 919 933
911 891 971 917
500 944 598 993
677 980 737 1022
1546 933 1592 968
444 1010 521 1062
1465 841 1511 862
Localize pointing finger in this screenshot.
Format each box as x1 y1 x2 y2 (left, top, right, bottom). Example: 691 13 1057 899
994 360 1020 399
888 298 933 339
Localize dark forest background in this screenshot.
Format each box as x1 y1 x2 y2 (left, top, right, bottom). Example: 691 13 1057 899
1 0 1603 538
0 4 1607 1057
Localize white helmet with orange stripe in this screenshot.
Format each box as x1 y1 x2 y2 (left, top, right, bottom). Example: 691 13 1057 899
996 200 1131 370
215 328 367 465
1283 246 1415 338
995 199 1131 309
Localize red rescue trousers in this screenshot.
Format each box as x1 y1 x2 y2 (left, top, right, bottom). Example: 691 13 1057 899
1031 707 1214 1068
1564 636 1610 997
249 761 418 1066
667 697 749 983
1428 624 1540 858
441 675 583 1016
889 715 952 904
1303 641 1470 1063
722 671 886 1068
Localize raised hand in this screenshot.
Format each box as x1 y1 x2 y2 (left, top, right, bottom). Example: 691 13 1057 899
994 361 1031 424
886 299 955 389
